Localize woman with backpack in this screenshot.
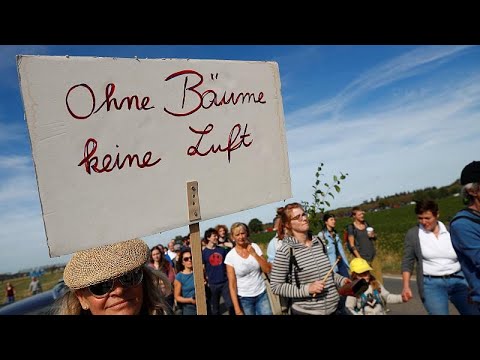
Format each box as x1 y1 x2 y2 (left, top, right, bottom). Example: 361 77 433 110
270 202 350 315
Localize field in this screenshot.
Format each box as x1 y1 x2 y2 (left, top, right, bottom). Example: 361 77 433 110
0 269 63 304
251 195 465 274
1 195 464 305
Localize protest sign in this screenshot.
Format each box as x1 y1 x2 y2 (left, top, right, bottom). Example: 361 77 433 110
17 55 291 256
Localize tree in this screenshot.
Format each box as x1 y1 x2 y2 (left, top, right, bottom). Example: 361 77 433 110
248 218 264 234
302 163 349 233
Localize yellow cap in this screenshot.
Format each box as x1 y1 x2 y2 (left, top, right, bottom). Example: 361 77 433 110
350 258 373 274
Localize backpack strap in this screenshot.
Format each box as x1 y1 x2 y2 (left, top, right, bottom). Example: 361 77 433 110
355 293 368 314
287 247 294 283
286 246 303 289
322 229 343 261
347 223 359 251
315 234 327 255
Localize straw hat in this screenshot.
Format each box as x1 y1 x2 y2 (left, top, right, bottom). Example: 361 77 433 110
64 238 150 290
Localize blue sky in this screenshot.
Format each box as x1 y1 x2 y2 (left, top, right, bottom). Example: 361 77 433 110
1 45 479 273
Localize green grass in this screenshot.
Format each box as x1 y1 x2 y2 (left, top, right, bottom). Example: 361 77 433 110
0 270 64 304
251 195 465 274
1 196 464 296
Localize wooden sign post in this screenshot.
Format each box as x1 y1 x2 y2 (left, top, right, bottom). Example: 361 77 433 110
186 181 207 315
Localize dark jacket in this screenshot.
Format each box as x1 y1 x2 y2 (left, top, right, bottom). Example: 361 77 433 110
401 225 426 301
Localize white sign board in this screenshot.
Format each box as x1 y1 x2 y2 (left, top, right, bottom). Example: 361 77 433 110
17 55 291 256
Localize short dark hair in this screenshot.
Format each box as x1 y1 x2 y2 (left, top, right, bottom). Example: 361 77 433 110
414 200 439 216
204 228 218 241
323 213 335 222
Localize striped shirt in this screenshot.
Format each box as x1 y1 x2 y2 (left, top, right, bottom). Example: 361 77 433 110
270 235 347 315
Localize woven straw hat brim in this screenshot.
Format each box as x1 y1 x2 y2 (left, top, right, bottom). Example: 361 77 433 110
64 238 150 290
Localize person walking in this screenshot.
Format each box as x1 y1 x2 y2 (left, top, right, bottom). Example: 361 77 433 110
202 227 234 315
270 202 350 315
266 215 282 263
347 207 383 283
225 222 272 315
318 213 350 278
28 277 42 296
5 282 16 303
450 161 480 312
402 199 479 315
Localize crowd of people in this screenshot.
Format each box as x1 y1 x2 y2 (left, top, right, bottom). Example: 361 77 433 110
10 160 476 316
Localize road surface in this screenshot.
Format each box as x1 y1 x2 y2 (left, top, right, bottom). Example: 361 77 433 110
383 275 459 315
216 275 461 315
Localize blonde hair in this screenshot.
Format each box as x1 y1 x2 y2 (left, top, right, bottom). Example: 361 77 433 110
52 266 172 315
230 222 249 237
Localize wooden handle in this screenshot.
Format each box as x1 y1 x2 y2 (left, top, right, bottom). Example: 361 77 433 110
322 256 341 282
313 257 341 298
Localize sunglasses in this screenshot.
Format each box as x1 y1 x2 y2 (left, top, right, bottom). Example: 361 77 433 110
183 256 192 262
291 212 308 221
88 267 144 297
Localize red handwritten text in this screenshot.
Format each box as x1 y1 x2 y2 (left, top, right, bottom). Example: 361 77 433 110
187 123 253 163
78 138 161 174
66 83 154 120
164 70 266 117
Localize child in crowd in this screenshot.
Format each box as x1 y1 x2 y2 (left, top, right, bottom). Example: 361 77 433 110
345 258 407 315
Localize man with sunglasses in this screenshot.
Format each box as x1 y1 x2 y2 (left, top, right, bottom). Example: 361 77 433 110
54 238 171 315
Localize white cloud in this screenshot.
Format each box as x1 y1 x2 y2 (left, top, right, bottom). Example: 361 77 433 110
1 45 479 273
0 155 31 170
0 202 72 273
0 122 25 142
0 156 36 204
285 72 480 209
287 45 474 125
0 174 38 204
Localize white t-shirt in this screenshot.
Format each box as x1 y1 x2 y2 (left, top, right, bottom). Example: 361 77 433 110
224 243 266 297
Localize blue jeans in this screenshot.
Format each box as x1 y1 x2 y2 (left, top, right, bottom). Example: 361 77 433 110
422 272 480 315
239 291 272 315
209 281 233 315
181 303 197 315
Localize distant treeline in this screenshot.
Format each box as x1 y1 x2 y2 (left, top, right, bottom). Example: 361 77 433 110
0 264 65 282
1 179 462 280
259 179 462 233
330 179 461 218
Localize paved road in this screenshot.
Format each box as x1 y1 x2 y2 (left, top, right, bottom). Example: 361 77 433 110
217 275 461 315
383 275 459 315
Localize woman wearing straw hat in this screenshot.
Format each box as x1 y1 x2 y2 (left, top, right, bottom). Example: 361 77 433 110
53 238 171 315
